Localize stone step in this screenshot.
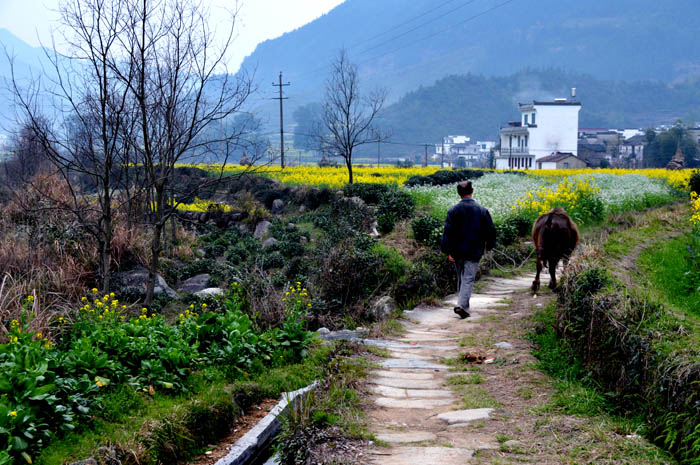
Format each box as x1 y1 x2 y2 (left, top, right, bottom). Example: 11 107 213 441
437 408 494 425
370 370 435 380
369 446 474 465
369 385 453 399
380 359 447 370
374 431 438 444
375 397 454 409
368 377 445 389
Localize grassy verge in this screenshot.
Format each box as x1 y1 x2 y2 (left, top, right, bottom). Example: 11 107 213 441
36 343 333 465
275 342 376 464
638 232 700 318
528 302 676 464
539 202 700 464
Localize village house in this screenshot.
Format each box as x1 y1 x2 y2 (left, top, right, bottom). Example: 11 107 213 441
495 93 581 170
435 136 494 168
536 152 589 169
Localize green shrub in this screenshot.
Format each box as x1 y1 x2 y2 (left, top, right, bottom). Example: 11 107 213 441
689 170 700 195
377 211 397 234
411 215 443 248
377 188 415 220
404 169 485 187
342 183 392 204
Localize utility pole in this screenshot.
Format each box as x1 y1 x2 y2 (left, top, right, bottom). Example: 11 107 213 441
272 72 290 168
423 144 429 167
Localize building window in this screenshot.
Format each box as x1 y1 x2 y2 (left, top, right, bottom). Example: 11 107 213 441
563 162 569 168
531 113 536 125
524 114 529 125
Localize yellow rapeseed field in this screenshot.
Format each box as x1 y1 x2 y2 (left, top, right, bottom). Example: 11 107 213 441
178 163 693 196
178 163 443 188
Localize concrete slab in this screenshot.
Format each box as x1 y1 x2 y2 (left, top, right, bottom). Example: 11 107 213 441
381 359 447 370
368 377 445 390
374 431 438 444
375 397 454 409
404 388 453 398
370 370 435 380
370 385 407 398
387 350 435 361
369 446 474 465
437 408 494 425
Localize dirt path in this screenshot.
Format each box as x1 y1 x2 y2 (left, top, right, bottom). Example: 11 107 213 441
363 270 672 464
364 273 535 464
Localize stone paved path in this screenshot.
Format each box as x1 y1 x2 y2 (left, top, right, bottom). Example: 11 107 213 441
365 273 535 465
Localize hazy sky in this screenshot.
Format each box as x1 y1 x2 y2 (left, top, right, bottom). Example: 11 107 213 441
0 0 345 70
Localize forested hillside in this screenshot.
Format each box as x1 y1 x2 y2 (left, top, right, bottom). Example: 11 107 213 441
242 0 700 109
294 69 700 158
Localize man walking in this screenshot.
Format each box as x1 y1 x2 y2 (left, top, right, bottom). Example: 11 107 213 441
441 181 496 318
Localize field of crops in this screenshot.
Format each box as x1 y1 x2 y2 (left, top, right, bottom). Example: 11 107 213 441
180 164 692 223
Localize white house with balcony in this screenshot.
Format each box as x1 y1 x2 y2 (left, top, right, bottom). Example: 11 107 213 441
495 97 581 170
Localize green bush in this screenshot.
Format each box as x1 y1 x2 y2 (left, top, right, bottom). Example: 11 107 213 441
0 286 314 463
689 170 700 195
342 183 392 204
404 169 485 187
411 215 443 248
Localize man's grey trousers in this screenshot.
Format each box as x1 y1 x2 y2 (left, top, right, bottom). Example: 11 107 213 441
455 260 479 309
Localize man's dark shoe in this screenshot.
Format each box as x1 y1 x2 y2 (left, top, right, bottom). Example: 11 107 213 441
453 306 470 319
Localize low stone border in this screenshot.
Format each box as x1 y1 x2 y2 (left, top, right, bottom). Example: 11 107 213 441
214 381 319 465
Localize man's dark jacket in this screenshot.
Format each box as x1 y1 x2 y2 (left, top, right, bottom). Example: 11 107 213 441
440 197 497 262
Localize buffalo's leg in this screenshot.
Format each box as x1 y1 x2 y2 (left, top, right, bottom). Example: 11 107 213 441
532 254 542 292
548 258 559 289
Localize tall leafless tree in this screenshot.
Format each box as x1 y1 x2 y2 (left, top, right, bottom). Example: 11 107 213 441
118 0 255 306
10 0 139 293
320 50 386 184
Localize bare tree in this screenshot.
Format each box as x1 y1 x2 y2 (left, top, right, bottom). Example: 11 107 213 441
2 120 52 187
320 50 386 184
118 0 255 306
9 0 139 293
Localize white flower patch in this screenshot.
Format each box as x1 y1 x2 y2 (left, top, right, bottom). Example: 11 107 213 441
408 172 676 221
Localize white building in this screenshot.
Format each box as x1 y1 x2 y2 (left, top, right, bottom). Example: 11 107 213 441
496 97 581 170
436 136 495 168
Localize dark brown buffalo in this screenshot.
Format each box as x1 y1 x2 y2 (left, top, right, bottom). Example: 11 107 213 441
531 207 579 292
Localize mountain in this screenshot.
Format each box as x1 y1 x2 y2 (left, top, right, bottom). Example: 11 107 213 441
241 0 700 112
0 29 54 131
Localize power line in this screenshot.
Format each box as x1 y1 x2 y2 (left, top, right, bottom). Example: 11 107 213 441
356 0 518 69
293 0 490 81
271 71 290 168
356 0 480 57
350 0 461 48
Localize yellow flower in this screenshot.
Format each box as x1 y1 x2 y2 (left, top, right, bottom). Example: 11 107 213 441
201 303 207 308
9 411 17 417
142 308 148 314
92 288 98 294
81 296 87 302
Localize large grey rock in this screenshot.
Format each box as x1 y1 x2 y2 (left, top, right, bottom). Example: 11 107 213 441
271 198 285 213
261 237 279 249
114 266 178 300
69 459 98 465
494 341 514 350
368 295 397 322
253 220 271 240
195 287 225 298
178 273 211 293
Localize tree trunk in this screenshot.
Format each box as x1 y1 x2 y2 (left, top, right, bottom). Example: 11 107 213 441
346 158 353 184
101 220 112 293
144 185 164 308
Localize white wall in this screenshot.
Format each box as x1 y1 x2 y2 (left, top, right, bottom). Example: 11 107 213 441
528 104 580 160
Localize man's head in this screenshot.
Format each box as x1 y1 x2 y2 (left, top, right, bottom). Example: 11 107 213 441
457 181 473 198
